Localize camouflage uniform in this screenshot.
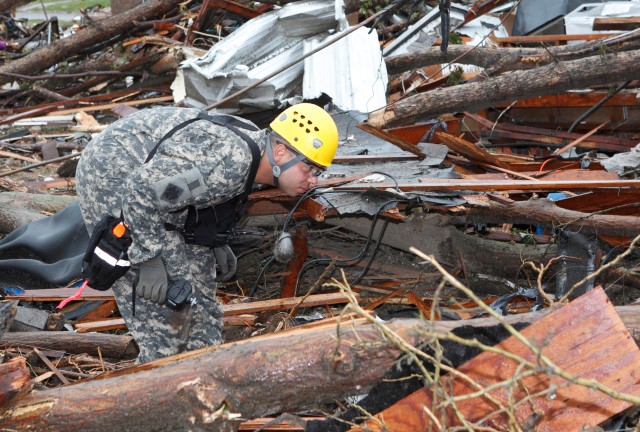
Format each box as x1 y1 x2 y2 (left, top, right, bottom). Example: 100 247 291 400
76 107 267 363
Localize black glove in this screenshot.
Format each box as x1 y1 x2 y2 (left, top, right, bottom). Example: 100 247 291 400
135 255 169 304
214 245 237 281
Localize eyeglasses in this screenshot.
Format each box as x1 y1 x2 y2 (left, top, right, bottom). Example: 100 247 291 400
301 161 324 178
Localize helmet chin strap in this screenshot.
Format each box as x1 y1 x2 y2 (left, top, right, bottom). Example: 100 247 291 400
265 135 306 187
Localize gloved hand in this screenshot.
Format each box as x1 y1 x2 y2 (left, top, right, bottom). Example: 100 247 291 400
135 255 169 304
214 245 237 281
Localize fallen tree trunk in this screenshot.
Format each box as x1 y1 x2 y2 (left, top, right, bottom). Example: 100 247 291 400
0 0 183 86
0 0 33 11
3 305 640 431
0 192 75 233
0 301 17 339
384 29 640 75
369 49 640 128
1 331 139 359
456 197 640 238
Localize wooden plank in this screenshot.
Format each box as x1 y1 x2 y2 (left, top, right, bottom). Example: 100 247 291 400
465 111 639 147
333 154 419 163
222 292 358 316
554 190 640 215
593 17 640 31
4 287 114 301
33 347 70 385
495 92 640 108
0 150 39 163
356 123 426 159
239 417 316 431
350 288 640 431
495 33 617 44
435 132 513 170
50 96 174 116
74 318 126 334
331 179 640 192
281 225 308 298
74 314 259 332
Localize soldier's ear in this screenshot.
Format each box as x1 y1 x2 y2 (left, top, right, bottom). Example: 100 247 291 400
273 143 290 162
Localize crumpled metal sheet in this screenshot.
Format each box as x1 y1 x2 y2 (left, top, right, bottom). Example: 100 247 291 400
317 187 466 216
303 26 388 113
177 0 343 113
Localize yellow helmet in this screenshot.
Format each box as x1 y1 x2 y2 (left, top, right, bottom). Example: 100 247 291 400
270 103 339 168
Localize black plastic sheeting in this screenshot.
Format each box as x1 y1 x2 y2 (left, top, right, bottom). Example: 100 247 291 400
0 202 89 286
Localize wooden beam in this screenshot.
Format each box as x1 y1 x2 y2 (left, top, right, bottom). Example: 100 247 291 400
494 33 617 44
356 123 425 159
435 132 513 170
593 17 640 31
0 357 31 407
350 288 640 431
281 225 308 298
222 292 358 316
332 179 640 192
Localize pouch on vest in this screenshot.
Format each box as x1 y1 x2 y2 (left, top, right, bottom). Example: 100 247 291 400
81 214 132 291
179 198 239 247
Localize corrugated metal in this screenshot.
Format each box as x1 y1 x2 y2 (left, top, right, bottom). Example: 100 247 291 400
177 0 342 113
303 27 388 113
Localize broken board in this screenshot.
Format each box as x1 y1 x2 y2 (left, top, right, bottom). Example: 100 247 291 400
349 288 640 431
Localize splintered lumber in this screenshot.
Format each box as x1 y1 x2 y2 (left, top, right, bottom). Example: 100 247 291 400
332 179 640 193
369 49 640 128
349 288 640 431
0 301 17 339
281 225 308 298
222 292 359 315
1 331 139 359
72 314 258 333
0 357 32 407
0 0 185 86
356 123 425 159
435 132 512 170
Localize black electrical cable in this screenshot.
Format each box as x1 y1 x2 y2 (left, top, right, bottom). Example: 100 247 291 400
568 81 631 134
350 218 390 286
248 255 276 297
293 199 405 296
251 173 405 297
368 171 401 191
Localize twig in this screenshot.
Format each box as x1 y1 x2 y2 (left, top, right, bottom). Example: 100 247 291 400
0 71 144 81
0 152 80 178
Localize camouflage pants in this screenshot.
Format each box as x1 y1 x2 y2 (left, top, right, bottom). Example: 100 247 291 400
76 134 223 364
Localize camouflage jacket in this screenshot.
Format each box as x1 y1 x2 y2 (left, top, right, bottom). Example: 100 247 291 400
78 107 267 267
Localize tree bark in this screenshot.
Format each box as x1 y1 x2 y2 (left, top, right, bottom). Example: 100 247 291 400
0 301 17 339
0 318 427 431
455 197 640 238
2 306 640 431
0 0 33 11
369 49 640 128
1 331 138 359
0 0 183 86
384 31 640 76
0 192 76 233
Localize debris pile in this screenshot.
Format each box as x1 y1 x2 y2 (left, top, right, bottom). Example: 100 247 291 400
3 0 640 430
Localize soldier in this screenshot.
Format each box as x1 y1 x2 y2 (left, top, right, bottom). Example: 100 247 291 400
76 103 339 363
